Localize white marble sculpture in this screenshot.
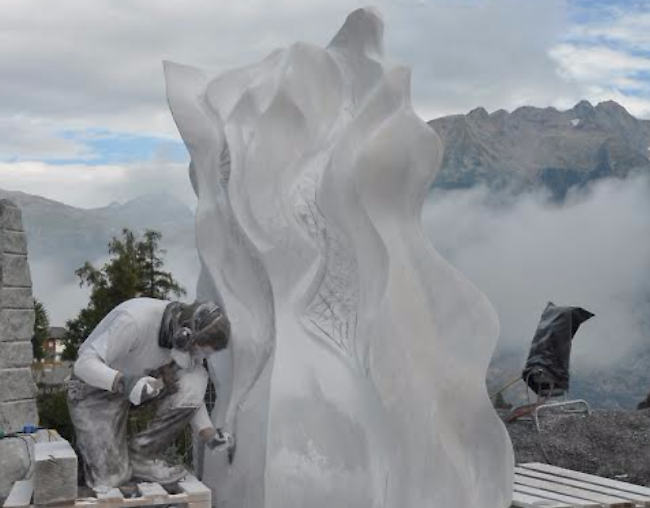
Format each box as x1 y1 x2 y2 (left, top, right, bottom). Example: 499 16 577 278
165 7 513 508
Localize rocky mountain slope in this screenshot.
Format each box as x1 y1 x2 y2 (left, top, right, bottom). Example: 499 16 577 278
430 100 650 198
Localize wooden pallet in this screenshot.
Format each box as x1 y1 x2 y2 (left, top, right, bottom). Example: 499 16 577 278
513 463 650 508
3 475 210 508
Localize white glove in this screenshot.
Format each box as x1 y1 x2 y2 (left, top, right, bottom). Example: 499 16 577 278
206 429 234 452
199 427 236 464
129 376 163 405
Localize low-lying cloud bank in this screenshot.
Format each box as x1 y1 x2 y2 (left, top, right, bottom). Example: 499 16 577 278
422 174 650 371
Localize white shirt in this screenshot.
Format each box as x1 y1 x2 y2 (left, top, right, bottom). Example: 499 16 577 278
74 298 172 391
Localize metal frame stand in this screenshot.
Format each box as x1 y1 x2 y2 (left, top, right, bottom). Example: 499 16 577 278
524 369 590 432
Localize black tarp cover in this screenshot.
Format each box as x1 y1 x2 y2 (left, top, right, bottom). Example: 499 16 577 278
522 302 594 394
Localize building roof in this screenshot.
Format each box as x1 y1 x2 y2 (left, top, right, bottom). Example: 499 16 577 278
48 326 67 339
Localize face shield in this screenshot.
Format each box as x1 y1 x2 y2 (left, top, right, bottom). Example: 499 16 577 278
171 348 194 369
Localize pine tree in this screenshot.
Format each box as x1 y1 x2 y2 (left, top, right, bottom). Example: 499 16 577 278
136 230 184 299
32 299 49 361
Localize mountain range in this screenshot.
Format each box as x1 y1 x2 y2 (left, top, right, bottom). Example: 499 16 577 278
430 100 650 199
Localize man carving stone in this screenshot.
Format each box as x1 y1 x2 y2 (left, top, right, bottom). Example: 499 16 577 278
67 297 233 489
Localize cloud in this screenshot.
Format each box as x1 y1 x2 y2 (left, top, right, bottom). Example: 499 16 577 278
4 0 648 175
385 0 577 119
550 44 650 84
422 175 650 369
550 1 650 119
1 0 579 139
0 159 196 209
0 116 90 161
570 2 650 53
30 259 92 326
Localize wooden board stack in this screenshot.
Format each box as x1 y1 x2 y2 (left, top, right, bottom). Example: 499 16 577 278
513 463 650 508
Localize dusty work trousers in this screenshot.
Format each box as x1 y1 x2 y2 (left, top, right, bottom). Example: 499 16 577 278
67 364 208 489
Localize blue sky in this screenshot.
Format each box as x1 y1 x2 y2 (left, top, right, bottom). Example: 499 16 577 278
1 0 649 208
53 130 188 166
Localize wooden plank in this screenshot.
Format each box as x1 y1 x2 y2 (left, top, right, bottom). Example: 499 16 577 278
516 467 650 505
3 479 33 508
512 490 571 508
521 463 650 502
72 493 189 508
514 475 635 507
179 478 211 503
136 482 168 500
514 483 602 507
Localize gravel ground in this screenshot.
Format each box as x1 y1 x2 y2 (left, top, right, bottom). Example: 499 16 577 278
503 408 650 487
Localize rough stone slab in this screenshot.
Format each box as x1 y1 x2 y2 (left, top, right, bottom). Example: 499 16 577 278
1 255 32 287
0 341 33 369
0 201 23 231
2 231 28 255
33 441 78 505
0 440 31 504
0 368 36 402
0 287 34 309
0 400 39 434
0 309 35 342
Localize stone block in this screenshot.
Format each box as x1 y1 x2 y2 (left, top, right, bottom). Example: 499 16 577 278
0 399 38 434
33 441 78 505
0 368 36 402
0 341 33 369
0 201 23 231
2 231 28 255
1 287 34 309
0 438 31 503
1 254 32 287
0 309 36 342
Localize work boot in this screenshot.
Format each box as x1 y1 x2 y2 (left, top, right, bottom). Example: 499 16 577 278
130 455 187 484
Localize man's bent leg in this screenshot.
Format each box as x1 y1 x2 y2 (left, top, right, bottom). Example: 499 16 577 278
128 364 208 482
67 378 131 489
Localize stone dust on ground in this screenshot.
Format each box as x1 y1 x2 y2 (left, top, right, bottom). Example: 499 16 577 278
503 408 650 487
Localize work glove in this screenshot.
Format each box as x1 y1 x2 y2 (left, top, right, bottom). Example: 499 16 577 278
118 374 164 406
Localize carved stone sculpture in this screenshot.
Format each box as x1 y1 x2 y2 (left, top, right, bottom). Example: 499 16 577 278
165 7 513 507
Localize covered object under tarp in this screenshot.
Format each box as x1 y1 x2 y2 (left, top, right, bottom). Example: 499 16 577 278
522 302 594 395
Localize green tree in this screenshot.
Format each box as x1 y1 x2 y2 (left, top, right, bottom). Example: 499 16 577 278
61 228 186 360
137 230 185 299
32 299 49 361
